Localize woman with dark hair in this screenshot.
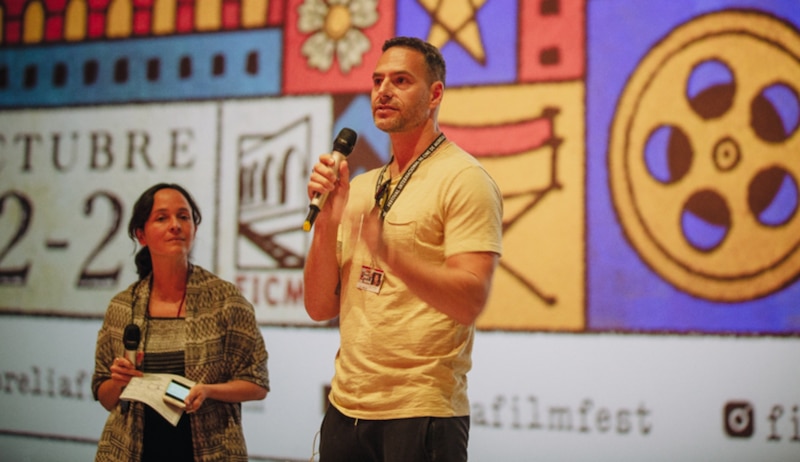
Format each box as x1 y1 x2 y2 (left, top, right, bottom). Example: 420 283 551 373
92 183 269 462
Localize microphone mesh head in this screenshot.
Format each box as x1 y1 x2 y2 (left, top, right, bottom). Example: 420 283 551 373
333 128 358 156
123 324 141 348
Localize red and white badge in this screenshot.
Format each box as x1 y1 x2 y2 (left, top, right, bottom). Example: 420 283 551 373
356 265 384 294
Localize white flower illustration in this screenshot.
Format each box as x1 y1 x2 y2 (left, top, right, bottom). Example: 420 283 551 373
297 0 378 73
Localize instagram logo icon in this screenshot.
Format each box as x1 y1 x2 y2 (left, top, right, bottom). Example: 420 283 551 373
724 401 754 438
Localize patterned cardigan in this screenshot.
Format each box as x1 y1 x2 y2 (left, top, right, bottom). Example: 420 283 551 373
92 265 269 462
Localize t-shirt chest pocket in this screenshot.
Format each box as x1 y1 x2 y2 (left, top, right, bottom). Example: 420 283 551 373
382 219 416 254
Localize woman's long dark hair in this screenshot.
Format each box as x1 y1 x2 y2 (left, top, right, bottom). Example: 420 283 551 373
127 183 202 280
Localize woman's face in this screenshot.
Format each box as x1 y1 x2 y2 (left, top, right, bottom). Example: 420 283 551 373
135 188 196 260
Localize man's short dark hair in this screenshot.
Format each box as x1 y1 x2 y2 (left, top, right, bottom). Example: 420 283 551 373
382 36 446 85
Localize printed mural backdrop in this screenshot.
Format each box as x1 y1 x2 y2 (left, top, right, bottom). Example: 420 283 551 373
1 0 798 460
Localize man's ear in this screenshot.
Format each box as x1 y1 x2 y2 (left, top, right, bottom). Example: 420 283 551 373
430 81 444 108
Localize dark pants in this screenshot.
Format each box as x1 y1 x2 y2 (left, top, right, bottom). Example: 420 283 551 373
319 404 470 462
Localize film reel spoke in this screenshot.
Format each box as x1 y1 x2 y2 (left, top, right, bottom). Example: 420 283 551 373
687 59 735 121
681 189 730 253
749 167 799 228
751 82 800 144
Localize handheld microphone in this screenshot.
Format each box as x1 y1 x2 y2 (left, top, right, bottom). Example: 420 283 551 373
120 324 140 413
123 324 140 368
303 127 358 232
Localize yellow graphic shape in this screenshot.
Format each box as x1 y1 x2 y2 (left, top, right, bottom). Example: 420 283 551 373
197 0 223 31
153 0 178 35
609 11 800 302
441 83 585 331
64 1 87 41
242 0 270 29
418 0 487 64
23 1 44 43
107 0 133 38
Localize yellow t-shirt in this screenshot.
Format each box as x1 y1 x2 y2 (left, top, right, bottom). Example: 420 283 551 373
331 140 503 420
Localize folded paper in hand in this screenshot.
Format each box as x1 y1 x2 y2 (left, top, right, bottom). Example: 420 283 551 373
120 373 196 426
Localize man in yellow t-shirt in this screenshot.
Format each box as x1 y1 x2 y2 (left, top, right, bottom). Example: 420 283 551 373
304 36 503 462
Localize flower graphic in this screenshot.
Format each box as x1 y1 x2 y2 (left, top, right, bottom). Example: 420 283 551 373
297 0 379 74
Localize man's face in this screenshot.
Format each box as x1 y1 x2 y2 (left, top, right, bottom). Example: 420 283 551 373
371 47 440 133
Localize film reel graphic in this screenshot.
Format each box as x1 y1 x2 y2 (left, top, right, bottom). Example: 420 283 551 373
609 11 800 302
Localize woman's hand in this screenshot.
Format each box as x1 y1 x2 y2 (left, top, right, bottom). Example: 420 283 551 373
183 383 208 414
183 380 268 413
110 357 142 385
97 357 143 411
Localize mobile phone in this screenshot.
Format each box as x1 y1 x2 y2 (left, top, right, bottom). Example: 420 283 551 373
163 379 191 409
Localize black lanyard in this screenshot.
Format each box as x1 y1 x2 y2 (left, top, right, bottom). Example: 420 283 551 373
127 265 192 356
375 133 446 220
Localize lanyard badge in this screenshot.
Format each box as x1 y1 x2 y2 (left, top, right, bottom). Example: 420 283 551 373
356 265 384 293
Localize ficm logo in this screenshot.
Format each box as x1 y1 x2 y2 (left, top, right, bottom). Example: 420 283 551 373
724 401 754 438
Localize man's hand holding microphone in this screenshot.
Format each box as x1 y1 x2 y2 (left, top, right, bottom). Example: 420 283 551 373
304 128 357 232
